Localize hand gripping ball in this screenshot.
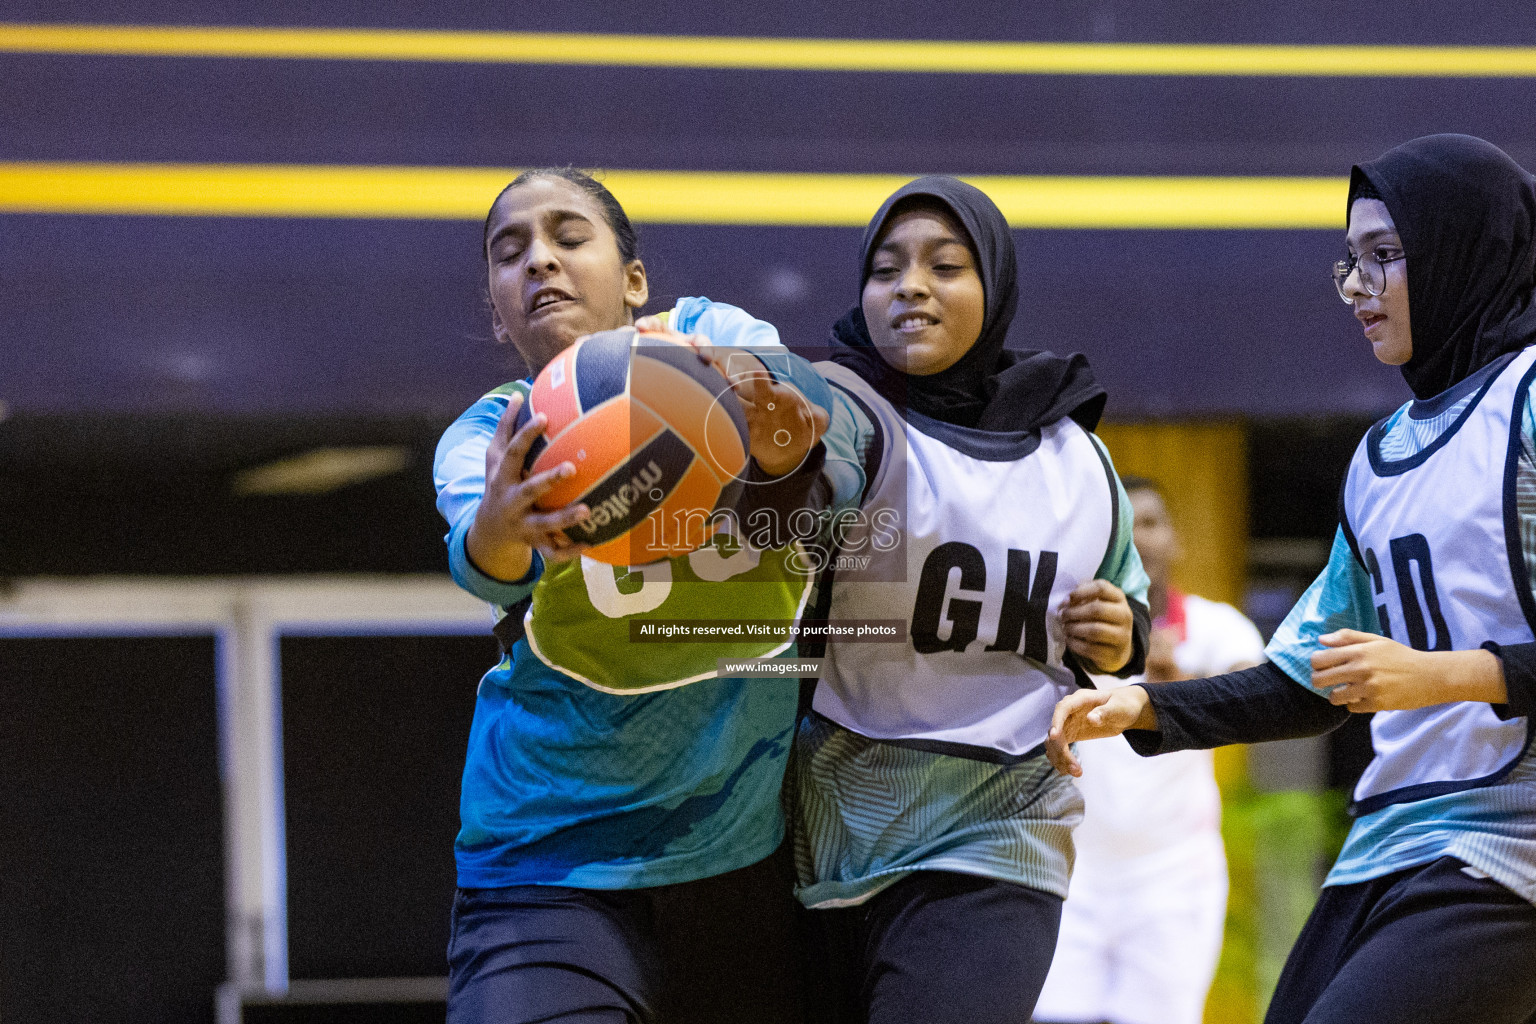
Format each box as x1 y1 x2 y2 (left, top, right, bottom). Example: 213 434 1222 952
514 326 751 565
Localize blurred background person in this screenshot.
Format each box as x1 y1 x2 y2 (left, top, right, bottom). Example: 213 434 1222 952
1035 476 1264 1024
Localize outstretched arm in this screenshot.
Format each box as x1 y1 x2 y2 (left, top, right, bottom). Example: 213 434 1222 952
1047 683 1158 776
636 304 832 479
1047 660 1349 776
1048 523 1380 777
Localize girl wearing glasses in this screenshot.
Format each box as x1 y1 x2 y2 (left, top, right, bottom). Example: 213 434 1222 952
1049 134 1536 1024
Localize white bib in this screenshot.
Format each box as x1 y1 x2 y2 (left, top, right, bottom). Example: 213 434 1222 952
1342 346 1536 813
811 362 1117 759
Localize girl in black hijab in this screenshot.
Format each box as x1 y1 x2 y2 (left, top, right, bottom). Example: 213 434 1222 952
1352 133 1536 400
791 177 1149 1024
1050 135 1536 1024
825 176 1106 433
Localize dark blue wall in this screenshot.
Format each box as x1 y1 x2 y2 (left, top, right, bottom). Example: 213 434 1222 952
4 5 1535 419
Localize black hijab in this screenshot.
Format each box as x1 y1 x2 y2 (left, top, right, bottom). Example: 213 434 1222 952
828 176 1106 432
1351 134 1536 400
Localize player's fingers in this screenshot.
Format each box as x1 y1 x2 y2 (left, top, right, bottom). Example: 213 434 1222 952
720 349 770 383
1064 619 1126 644
538 540 590 563
810 403 831 441
1046 734 1082 777
777 392 822 447
762 383 817 427
1070 584 1126 615
538 526 582 549
634 314 667 333
1309 656 1360 684
1319 628 1378 648
1311 665 1364 693
760 379 799 419
1309 645 1359 672
1051 690 1108 740
666 331 717 368
1060 599 1102 623
1066 625 1123 651
513 461 575 508
523 503 591 535
1325 682 1363 706
672 330 710 355
502 411 550 482
1066 579 1115 605
1049 693 1080 742
727 373 772 422
1085 706 1117 728
1044 726 1074 774
485 392 524 472
534 540 583 563
492 392 522 444
1062 599 1131 626
1094 691 1147 732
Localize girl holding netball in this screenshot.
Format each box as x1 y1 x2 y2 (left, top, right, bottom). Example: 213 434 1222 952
792 176 1149 1023
1050 135 1536 1024
434 168 830 1024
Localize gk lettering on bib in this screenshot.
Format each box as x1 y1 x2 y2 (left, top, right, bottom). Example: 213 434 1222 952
811 362 1117 759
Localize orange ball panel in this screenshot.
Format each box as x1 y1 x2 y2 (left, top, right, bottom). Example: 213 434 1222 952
532 396 665 511
628 355 718 449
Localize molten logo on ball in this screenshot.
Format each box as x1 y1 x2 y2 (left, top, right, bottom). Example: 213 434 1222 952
515 326 750 565
573 456 669 539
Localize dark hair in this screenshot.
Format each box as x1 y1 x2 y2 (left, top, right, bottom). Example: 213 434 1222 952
1120 474 1161 495
482 167 640 264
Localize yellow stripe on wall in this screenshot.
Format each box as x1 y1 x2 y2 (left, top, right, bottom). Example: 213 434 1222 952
0 162 1348 229
4 22 1536 77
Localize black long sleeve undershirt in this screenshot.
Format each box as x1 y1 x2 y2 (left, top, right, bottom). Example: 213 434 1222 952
1485 639 1536 721
1124 640 1536 757
732 442 828 548
1115 598 1151 679
1122 660 1349 756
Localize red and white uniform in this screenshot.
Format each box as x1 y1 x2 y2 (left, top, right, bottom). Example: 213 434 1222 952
1035 590 1264 1024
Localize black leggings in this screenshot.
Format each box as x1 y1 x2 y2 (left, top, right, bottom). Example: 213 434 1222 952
806 870 1064 1024
1266 857 1536 1024
447 851 804 1024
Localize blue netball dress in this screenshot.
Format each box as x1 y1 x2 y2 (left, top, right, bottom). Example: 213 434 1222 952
434 296 831 890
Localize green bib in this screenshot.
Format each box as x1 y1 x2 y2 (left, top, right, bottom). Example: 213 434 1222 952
488 366 811 692
525 530 812 693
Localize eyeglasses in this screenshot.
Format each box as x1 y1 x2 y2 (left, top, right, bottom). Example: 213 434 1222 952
1332 246 1406 302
